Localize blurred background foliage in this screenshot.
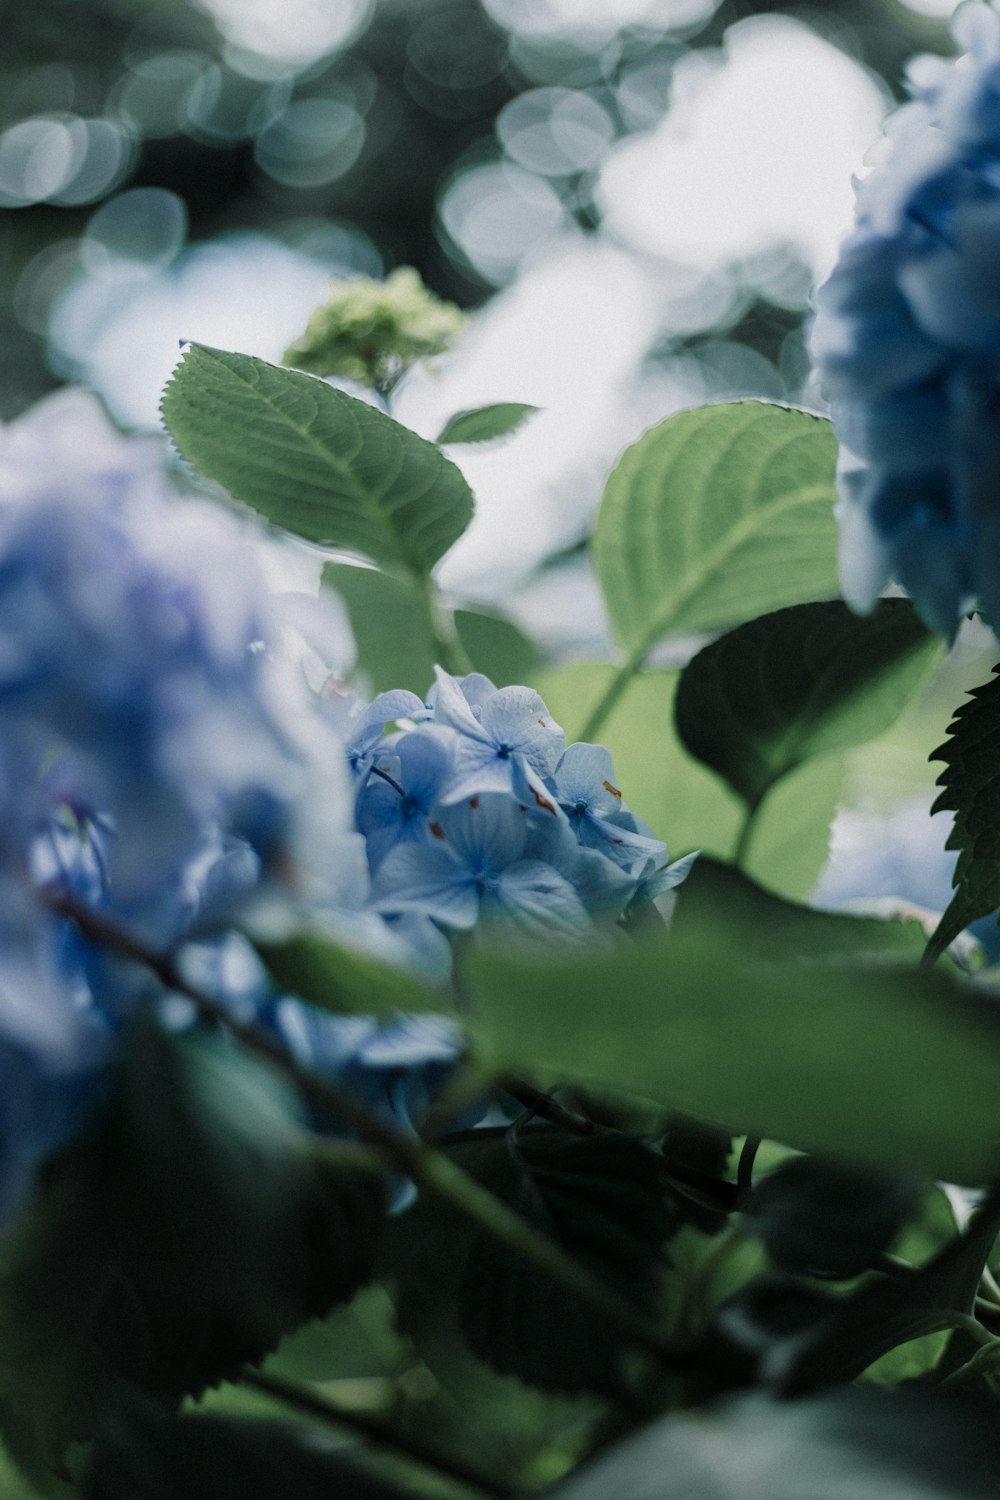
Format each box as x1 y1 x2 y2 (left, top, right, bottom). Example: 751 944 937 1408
1 0 954 422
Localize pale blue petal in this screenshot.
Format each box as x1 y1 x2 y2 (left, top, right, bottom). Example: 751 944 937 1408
372 841 479 929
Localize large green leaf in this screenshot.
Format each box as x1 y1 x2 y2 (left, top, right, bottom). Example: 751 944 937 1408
535 665 842 901
326 562 539 694
672 858 928 965
674 601 940 813
466 932 1000 1184
926 663 1000 963
0 1027 385 1469
85 1405 417 1500
549 1388 1000 1500
161 344 474 575
455 1127 674 1395
592 402 839 656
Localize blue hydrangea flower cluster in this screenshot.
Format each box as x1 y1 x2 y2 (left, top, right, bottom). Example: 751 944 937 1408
0 390 690 1230
346 665 694 944
0 390 361 1221
810 2 1000 637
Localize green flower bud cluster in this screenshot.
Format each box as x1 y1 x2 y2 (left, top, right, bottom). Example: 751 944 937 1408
283 266 465 390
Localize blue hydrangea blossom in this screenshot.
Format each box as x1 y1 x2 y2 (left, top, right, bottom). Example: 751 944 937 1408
811 1 1000 636
0 391 694 1231
353 668 693 945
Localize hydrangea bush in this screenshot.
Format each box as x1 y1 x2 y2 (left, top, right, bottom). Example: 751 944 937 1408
13 9 1000 1496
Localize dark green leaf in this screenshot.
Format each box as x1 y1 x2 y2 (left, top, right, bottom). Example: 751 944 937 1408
592 402 839 656
658 1117 736 1234
436 403 539 445
161 344 474 574
456 1126 675 1395
675 600 940 811
759 1193 1000 1395
466 931 1000 1183
0 1026 385 1467
549 1387 1000 1500
927 663 1000 962
536 665 843 903
672 858 928 964
743 1158 921 1279
393 1156 603 1485
85 1403 416 1500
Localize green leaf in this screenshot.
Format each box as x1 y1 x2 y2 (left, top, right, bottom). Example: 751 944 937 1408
926 663 1000 963
326 562 540 694
549 1387 1000 1500
436 403 538 445
743 1158 920 1280
455 1127 674 1395
466 932 1000 1184
535 665 843 902
592 402 839 656
454 608 540 686
325 564 435 696
672 858 928 965
85 1404 418 1500
161 344 474 575
393 1156 603 1489
0 1026 385 1468
675 600 940 812
764 1194 1000 1395
256 927 446 1018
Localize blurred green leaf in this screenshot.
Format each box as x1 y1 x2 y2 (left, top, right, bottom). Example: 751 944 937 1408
466 931 1000 1184
675 601 940 812
326 562 539 694
161 344 473 574
535 665 842 901
0 1027 386 1469
394 1149 601 1490
453 609 539 686
743 1158 920 1280
85 1403 417 1500
861 1186 958 1386
548 1387 1000 1500
436 404 538 446
592 402 839 655
326 564 435 696
672 858 928 964
764 1195 1000 1396
455 1127 674 1395
256 927 446 1018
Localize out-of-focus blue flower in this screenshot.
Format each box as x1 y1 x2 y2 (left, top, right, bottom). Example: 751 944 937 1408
810 2 1000 637
0 389 365 1223
263 1003 469 1134
0 389 353 930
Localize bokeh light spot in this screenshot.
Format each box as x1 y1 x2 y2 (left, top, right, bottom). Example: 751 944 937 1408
254 98 365 187
83 189 188 275
192 0 373 71
497 87 614 176
438 162 567 284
